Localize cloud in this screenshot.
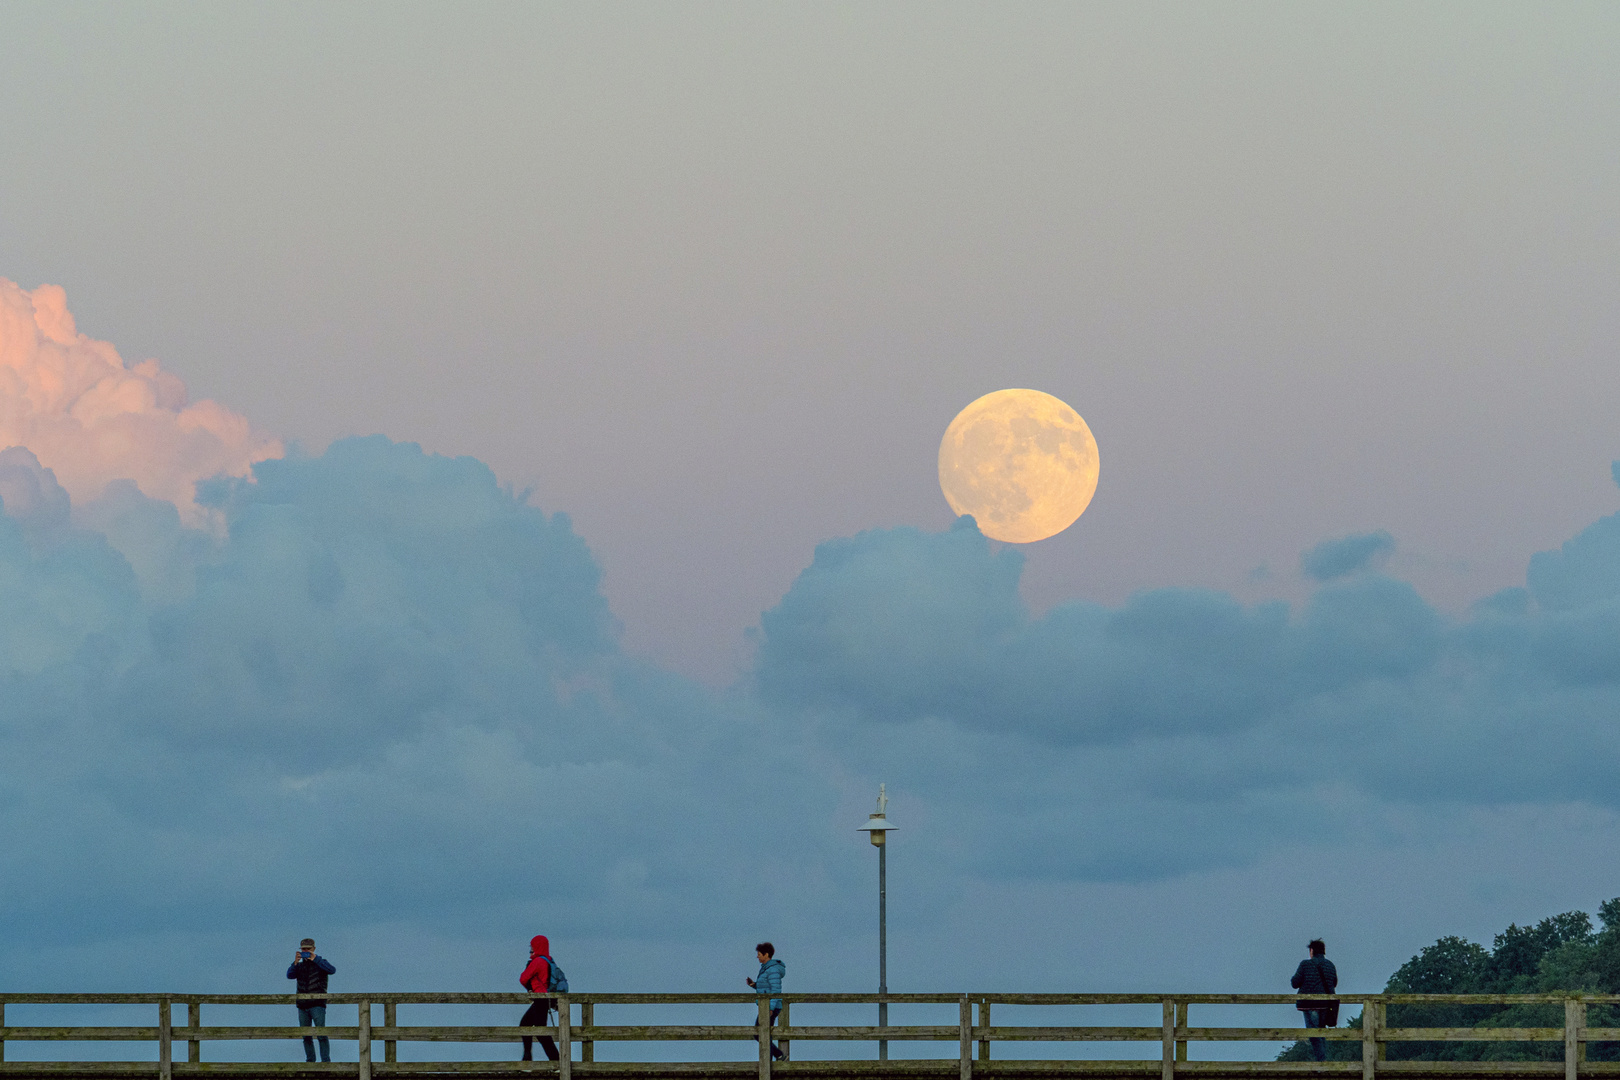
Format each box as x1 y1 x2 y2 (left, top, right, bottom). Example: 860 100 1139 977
1300 529 1396 581
0 280 280 522
750 488 1620 881
9 284 1620 992
0 447 140 676
1526 496 1620 613
756 516 1443 748
0 434 846 978
2 420 1618 966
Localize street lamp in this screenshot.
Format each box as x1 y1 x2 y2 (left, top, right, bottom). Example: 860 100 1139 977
856 785 894 1060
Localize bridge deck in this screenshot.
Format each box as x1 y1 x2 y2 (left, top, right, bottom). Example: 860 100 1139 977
0 1065 1614 1079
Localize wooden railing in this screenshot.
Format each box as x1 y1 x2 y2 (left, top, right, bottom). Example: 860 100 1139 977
1 992 1617 1079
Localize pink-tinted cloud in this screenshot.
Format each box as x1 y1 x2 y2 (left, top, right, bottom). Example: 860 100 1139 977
0 279 281 520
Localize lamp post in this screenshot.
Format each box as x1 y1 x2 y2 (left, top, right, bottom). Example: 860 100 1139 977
856 785 894 1060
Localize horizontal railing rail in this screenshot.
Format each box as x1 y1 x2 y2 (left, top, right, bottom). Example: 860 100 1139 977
9 993 1620 1005
3 992 1619 1080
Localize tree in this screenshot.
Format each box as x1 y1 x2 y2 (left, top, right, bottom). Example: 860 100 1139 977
1278 902 1620 1062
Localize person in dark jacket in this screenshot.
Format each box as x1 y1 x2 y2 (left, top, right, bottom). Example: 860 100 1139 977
1291 939 1339 1062
287 938 337 1063
518 935 561 1062
745 943 786 1061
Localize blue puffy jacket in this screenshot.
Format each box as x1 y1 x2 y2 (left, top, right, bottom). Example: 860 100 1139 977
755 958 785 1010
287 956 336 1007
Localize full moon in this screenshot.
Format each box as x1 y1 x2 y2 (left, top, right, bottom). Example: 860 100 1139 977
938 388 1100 544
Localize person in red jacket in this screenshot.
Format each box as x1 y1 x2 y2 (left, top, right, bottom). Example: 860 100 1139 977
518 935 560 1062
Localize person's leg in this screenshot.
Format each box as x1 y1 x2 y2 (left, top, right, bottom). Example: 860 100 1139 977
539 998 560 1061
299 1007 317 1062
770 1006 783 1060
1303 1009 1327 1061
312 1006 330 1062
520 1000 548 1060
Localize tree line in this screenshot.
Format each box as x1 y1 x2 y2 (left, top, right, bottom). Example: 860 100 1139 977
1279 899 1620 1061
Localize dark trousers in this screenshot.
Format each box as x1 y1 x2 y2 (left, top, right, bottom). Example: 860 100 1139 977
1301 1008 1329 1061
298 1005 330 1063
752 1005 783 1060
521 998 560 1061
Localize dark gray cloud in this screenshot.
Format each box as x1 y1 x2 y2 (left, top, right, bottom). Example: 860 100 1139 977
1300 530 1396 581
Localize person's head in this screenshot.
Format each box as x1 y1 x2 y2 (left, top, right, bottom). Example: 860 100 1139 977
300 938 315 954
1308 939 1326 957
756 942 775 962
530 935 550 957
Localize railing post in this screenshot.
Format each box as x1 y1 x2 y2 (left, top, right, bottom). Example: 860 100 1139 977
1566 999 1583 1080
384 1002 397 1064
960 995 973 1080
978 999 990 1062
1176 1001 1188 1063
581 1002 593 1063
1362 998 1377 1080
1375 1002 1386 1062
780 1000 790 1062
558 994 572 1080
759 995 772 1080
187 1001 200 1063
358 999 371 1080
158 998 173 1080
1162 1000 1174 1080
879 987 888 1062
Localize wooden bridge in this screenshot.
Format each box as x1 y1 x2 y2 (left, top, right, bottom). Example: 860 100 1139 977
1 992 1615 1080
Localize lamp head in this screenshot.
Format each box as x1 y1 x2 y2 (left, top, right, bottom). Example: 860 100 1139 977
857 812 892 847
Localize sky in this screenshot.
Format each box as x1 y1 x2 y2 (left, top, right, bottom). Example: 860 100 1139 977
3 0 1620 1061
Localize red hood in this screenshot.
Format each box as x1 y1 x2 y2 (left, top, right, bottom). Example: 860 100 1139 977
530 935 549 956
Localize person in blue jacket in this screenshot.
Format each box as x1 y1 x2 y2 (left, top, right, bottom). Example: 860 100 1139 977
746 942 786 1061
287 938 337 1063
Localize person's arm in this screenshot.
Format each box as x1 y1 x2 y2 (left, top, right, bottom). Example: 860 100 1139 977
316 957 336 975
519 957 548 992
1290 962 1304 990
1323 960 1337 992
288 961 300 979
